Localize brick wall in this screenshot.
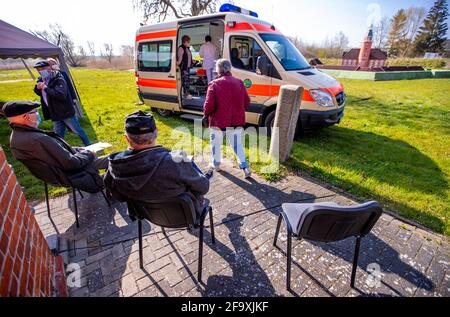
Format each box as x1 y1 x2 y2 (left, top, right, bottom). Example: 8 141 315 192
0 146 67 297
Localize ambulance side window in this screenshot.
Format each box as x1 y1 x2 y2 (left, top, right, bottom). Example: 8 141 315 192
229 36 280 78
138 41 172 72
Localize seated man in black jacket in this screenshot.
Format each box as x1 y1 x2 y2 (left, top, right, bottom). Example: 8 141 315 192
104 111 210 214
230 48 246 70
33 60 91 146
2 100 107 193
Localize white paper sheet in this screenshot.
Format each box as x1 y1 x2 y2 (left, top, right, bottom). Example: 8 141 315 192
84 142 112 153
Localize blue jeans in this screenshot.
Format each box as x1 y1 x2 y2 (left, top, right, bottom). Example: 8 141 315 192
210 128 249 170
54 116 91 146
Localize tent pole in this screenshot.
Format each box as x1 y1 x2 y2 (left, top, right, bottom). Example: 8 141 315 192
21 58 35 80
57 54 83 118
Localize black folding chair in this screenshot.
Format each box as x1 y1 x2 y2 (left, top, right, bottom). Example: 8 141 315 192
273 201 382 291
127 194 215 282
43 182 110 228
19 158 110 228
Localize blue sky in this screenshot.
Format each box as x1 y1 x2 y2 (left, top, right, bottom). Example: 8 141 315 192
1 0 448 53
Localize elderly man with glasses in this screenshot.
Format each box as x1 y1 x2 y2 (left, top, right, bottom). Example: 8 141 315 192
2 100 108 191
33 60 91 146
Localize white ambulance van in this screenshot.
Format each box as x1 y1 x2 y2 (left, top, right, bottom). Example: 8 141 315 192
135 4 346 133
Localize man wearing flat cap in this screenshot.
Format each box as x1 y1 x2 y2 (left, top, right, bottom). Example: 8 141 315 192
2 100 108 192
104 111 210 214
33 60 91 146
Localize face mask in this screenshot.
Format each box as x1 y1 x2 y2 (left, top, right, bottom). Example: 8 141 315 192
39 70 51 79
36 112 42 126
28 112 41 127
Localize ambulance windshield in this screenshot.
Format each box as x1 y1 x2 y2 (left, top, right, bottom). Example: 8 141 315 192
260 33 311 71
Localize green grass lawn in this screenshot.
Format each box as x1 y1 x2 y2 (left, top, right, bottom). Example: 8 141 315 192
0 68 449 235
0 69 37 81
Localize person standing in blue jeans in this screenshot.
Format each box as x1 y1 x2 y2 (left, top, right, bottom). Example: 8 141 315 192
33 60 91 146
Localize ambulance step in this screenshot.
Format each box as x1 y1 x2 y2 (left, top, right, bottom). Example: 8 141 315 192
180 114 203 122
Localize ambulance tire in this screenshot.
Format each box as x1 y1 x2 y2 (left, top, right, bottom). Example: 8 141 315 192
264 110 303 138
264 110 276 136
152 108 173 118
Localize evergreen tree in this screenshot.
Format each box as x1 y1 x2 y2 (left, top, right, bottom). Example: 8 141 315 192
413 0 449 55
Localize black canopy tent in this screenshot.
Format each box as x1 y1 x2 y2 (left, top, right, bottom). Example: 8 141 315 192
0 19 83 117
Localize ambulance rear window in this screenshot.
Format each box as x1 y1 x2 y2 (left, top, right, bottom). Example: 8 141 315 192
138 40 172 72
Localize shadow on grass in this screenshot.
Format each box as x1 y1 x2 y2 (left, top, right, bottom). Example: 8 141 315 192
291 127 448 234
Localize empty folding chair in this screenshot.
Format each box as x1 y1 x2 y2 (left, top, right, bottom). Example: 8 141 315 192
273 201 382 291
127 193 215 282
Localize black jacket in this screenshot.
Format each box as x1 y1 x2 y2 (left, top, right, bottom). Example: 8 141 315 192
104 146 210 214
34 71 76 121
9 124 104 193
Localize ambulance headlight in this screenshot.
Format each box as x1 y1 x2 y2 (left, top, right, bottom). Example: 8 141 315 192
310 89 335 107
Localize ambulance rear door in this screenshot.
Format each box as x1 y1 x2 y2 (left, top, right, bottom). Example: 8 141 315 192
136 30 180 112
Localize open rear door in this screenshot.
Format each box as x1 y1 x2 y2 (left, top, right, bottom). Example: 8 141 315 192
177 18 225 114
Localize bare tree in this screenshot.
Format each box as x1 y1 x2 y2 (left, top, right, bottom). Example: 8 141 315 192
87 41 96 57
101 44 114 64
30 23 63 46
31 24 86 67
373 16 390 49
120 45 134 59
288 32 349 59
333 31 349 56
403 7 426 56
133 0 221 23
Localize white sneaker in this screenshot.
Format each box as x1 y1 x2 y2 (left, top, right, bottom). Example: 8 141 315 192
208 164 221 172
243 168 252 179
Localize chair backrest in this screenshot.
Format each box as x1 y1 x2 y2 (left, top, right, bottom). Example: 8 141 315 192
18 158 70 187
297 201 382 242
127 193 198 229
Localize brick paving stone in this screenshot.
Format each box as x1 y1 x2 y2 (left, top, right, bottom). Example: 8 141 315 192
31 163 450 297
121 273 139 297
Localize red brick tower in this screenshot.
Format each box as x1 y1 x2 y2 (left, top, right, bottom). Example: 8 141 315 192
358 28 373 68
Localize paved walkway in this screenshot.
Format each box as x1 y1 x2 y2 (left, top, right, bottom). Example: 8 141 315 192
32 162 449 297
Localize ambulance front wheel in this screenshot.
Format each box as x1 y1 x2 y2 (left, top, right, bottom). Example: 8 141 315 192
264 110 276 136
151 108 173 118
264 110 303 138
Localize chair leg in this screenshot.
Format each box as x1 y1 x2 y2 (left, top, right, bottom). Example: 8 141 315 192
138 220 144 270
209 207 215 244
72 188 79 228
44 182 51 219
198 222 204 282
77 189 84 199
351 236 362 288
286 232 293 291
274 214 282 247
161 227 167 236
100 190 111 207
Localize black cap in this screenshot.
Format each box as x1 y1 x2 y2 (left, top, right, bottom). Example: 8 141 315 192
1 100 40 118
125 110 156 135
34 60 50 68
